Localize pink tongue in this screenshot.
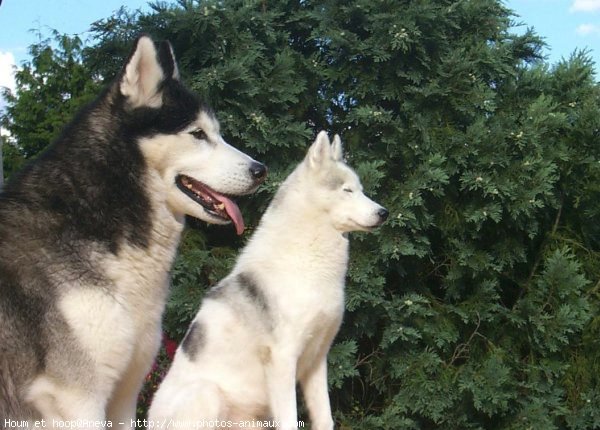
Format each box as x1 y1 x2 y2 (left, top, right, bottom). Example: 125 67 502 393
216 195 245 235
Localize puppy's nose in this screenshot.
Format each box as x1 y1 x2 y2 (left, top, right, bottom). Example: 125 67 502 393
378 208 389 221
249 162 267 182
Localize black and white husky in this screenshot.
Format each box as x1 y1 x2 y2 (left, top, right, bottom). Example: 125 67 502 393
148 132 388 430
0 36 266 426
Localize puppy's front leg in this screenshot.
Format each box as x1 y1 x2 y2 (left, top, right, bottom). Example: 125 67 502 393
300 358 334 430
265 350 298 430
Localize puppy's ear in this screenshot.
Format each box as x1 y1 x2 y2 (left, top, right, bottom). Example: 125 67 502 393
307 131 331 168
120 35 164 108
331 134 343 161
158 40 180 81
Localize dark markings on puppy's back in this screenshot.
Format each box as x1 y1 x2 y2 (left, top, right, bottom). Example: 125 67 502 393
181 320 204 360
204 277 234 300
237 272 269 314
205 273 273 329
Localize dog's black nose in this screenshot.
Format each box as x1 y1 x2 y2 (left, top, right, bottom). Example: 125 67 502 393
378 208 389 221
249 162 267 181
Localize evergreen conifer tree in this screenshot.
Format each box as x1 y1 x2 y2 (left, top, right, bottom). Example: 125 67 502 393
1 32 98 174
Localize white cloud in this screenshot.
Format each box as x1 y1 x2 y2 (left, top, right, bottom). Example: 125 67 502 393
0 51 17 113
576 23 600 35
570 0 600 12
0 51 16 93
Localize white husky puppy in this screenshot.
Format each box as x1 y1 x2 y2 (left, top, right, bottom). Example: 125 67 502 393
148 132 388 430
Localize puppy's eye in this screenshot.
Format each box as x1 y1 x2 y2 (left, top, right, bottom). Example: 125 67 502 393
190 129 207 141
343 188 353 193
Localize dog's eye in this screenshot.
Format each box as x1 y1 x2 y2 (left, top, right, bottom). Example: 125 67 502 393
190 129 207 141
343 188 353 193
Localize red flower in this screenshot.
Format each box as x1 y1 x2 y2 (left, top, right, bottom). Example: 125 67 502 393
163 333 178 360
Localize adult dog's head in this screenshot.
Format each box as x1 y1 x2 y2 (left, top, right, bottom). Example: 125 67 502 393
117 36 267 235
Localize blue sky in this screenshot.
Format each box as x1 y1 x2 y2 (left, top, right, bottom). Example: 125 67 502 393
0 0 599 105
0 0 151 65
507 0 600 68
0 0 151 104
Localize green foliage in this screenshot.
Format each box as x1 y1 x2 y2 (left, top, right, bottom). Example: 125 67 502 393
136 341 172 419
164 227 238 340
1 31 99 176
4 0 600 427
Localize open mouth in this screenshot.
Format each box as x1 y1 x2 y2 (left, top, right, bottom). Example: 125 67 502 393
176 175 245 235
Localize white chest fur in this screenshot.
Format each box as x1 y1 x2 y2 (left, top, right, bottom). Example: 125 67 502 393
57 173 183 390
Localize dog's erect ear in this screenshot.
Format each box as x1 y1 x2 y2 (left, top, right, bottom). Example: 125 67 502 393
120 36 164 108
331 134 343 161
158 41 180 81
308 131 332 168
